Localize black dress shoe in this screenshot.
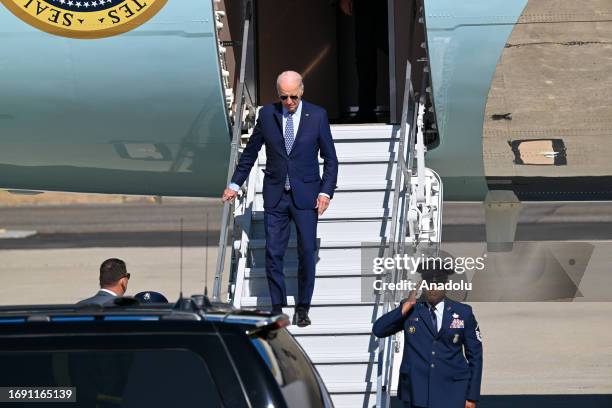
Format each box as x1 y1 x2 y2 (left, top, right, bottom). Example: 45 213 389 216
292 308 311 327
271 304 283 315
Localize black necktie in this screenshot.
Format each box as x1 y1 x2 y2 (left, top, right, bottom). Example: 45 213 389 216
430 306 438 332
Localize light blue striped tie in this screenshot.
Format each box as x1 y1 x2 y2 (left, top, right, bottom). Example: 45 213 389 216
284 112 295 190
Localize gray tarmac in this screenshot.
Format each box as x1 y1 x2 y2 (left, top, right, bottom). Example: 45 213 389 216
484 0 612 178
0 198 230 304
0 200 611 397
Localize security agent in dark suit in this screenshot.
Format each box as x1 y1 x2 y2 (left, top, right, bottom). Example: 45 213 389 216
223 71 338 327
373 266 483 408
78 258 130 306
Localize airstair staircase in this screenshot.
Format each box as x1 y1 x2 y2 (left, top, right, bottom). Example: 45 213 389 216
214 4 442 406
225 78 444 407
227 99 442 406
232 123 399 407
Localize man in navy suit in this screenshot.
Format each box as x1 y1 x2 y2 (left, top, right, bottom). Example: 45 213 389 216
222 71 338 327
78 258 130 306
373 267 483 408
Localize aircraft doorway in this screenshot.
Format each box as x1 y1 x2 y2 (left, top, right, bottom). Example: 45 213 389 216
255 0 393 123
219 0 422 124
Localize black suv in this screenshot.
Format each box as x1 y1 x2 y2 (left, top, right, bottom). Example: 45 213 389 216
0 296 333 408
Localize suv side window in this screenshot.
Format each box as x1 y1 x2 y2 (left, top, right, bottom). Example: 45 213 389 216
0 350 223 408
0 328 250 408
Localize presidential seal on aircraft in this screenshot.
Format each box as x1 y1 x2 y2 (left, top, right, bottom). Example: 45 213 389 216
0 0 167 38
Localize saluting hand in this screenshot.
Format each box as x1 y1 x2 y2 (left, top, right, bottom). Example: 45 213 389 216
465 400 476 408
401 288 418 316
316 195 330 215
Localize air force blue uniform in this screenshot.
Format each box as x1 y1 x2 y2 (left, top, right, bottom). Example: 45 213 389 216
373 299 483 408
230 101 338 308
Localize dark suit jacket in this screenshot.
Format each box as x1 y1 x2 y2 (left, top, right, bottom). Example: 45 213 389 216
373 298 483 408
231 101 338 209
77 290 116 306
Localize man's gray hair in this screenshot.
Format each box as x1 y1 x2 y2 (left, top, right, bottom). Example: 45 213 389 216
276 70 304 93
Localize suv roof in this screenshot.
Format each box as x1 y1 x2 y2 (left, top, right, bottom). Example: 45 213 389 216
0 294 289 332
0 295 333 408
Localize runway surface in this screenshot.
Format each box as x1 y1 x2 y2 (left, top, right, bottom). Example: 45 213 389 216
1 200 611 398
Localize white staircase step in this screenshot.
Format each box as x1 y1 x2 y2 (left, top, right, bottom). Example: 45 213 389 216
295 335 377 364
242 275 371 299
254 163 398 191
292 324 375 336
285 305 382 335
249 247 368 272
245 266 365 278
256 129 398 165
290 323 374 335
253 190 393 214
315 363 377 393
317 206 390 220
255 181 393 193
251 207 390 221
330 392 376 408
258 150 396 165
289 323 375 336
326 382 377 394
240 295 376 307
248 239 385 249
329 124 398 140
333 139 398 162
249 219 390 242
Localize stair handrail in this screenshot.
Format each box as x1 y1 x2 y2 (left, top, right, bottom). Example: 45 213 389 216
376 58 420 407
213 0 255 301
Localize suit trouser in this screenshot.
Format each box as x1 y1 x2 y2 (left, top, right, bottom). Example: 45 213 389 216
264 189 318 309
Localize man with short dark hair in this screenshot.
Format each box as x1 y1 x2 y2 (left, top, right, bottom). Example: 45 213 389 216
373 266 483 408
78 258 130 306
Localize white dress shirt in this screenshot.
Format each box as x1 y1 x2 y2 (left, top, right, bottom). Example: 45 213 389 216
100 288 118 297
282 101 302 136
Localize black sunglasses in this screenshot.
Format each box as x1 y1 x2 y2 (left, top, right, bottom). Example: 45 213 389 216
280 95 299 101
122 273 131 280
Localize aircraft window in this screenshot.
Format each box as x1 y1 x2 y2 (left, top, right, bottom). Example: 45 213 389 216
0 350 223 408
